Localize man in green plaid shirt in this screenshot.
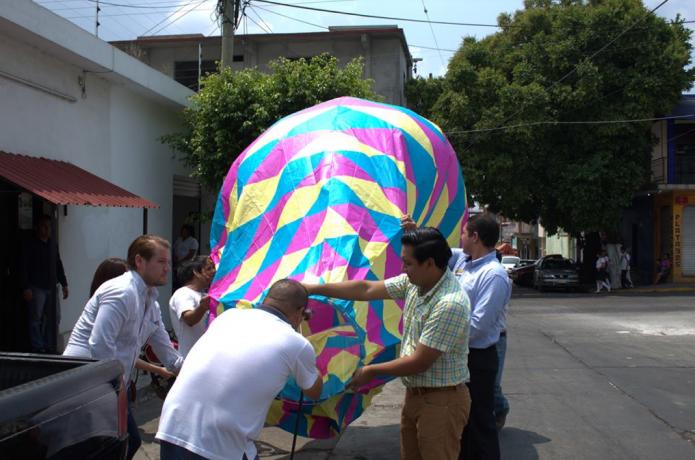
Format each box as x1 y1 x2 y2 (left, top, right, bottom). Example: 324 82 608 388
304 227 471 460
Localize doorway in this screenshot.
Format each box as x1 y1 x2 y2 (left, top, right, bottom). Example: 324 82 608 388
0 179 61 352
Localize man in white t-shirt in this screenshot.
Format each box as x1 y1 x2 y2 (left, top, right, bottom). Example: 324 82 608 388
173 225 199 286
169 256 216 357
156 279 323 460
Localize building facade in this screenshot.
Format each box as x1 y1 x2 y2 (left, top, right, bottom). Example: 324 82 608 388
650 96 695 282
622 95 695 284
0 0 195 351
111 26 413 105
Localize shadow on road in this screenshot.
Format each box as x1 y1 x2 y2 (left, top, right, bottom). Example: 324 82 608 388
271 424 400 459
500 427 551 460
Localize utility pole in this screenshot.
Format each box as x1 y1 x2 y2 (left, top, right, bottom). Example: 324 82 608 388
219 0 240 69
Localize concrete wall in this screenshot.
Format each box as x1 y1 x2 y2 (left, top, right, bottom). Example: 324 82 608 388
545 233 574 259
127 32 409 104
0 29 188 338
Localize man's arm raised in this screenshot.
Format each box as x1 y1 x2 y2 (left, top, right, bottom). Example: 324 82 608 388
303 280 390 301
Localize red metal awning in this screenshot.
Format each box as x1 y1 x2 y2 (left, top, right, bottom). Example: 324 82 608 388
0 151 158 208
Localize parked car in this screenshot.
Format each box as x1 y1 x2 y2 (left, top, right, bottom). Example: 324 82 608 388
501 256 521 274
510 260 538 286
0 352 128 459
533 255 580 291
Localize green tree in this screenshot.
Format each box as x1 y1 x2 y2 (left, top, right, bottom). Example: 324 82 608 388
164 54 380 191
435 0 694 235
405 75 445 119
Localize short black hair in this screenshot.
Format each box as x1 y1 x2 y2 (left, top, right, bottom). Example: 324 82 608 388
265 279 308 311
401 227 452 270
177 255 210 284
465 214 499 248
182 224 195 238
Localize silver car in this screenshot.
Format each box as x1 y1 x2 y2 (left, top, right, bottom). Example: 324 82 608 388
533 256 580 291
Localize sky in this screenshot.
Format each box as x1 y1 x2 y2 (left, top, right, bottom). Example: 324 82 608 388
35 0 695 79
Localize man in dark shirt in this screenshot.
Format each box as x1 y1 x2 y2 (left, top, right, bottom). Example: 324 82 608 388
20 215 68 352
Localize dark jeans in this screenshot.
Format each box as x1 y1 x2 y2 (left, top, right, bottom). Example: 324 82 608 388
460 344 500 460
160 440 260 460
160 441 209 460
494 333 509 417
27 287 50 352
126 406 142 460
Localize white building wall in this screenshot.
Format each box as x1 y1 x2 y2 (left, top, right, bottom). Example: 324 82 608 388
0 27 189 340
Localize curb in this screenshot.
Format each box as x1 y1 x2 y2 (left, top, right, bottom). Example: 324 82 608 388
625 287 695 294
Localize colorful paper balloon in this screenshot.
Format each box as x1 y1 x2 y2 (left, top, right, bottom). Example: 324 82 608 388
208 96 466 438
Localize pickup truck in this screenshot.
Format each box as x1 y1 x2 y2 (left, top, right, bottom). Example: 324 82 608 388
0 352 128 459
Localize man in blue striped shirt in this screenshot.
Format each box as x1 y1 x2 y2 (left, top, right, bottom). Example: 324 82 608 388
451 214 511 460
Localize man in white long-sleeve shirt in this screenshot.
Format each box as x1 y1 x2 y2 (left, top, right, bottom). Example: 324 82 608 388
64 234 183 460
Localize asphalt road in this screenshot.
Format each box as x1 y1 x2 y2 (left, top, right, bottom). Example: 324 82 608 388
134 287 695 459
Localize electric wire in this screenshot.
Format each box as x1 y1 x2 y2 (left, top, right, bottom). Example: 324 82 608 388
445 113 695 136
246 6 273 33
454 0 673 151
252 0 507 28
140 0 208 36
419 0 444 67
253 3 327 30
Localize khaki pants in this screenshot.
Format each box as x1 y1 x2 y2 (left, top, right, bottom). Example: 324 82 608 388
400 385 471 460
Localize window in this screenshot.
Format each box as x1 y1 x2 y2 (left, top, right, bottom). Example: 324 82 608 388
174 60 218 91
674 124 695 183
542 259 574 270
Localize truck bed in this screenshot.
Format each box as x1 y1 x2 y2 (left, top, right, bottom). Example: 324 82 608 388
0 353 128 459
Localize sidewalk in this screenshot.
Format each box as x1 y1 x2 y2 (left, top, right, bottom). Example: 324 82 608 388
132 379 405 460
626 282 695 294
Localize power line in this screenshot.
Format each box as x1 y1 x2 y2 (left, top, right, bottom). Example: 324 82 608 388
139 0 203 36
252 0 507 28
62 10 203 19
253 3 327 30
79 0 198 8
419 0 444 67
294 0 356 4
446 113 695 136
410 44 457 53
246 6 273 33
455 0 673 151
141 0 209 36
37 0 190 4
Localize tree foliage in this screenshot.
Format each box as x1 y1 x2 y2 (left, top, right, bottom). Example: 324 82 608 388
405 75 445 120
164 54 380 191
434 0 694 235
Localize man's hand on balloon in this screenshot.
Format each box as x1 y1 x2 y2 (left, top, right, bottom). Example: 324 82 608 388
348 366 374 391
400 214 417 232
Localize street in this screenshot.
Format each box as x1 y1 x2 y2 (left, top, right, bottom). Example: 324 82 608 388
135 288 695 459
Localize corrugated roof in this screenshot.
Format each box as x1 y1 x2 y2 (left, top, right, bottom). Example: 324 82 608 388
0 151 158 208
